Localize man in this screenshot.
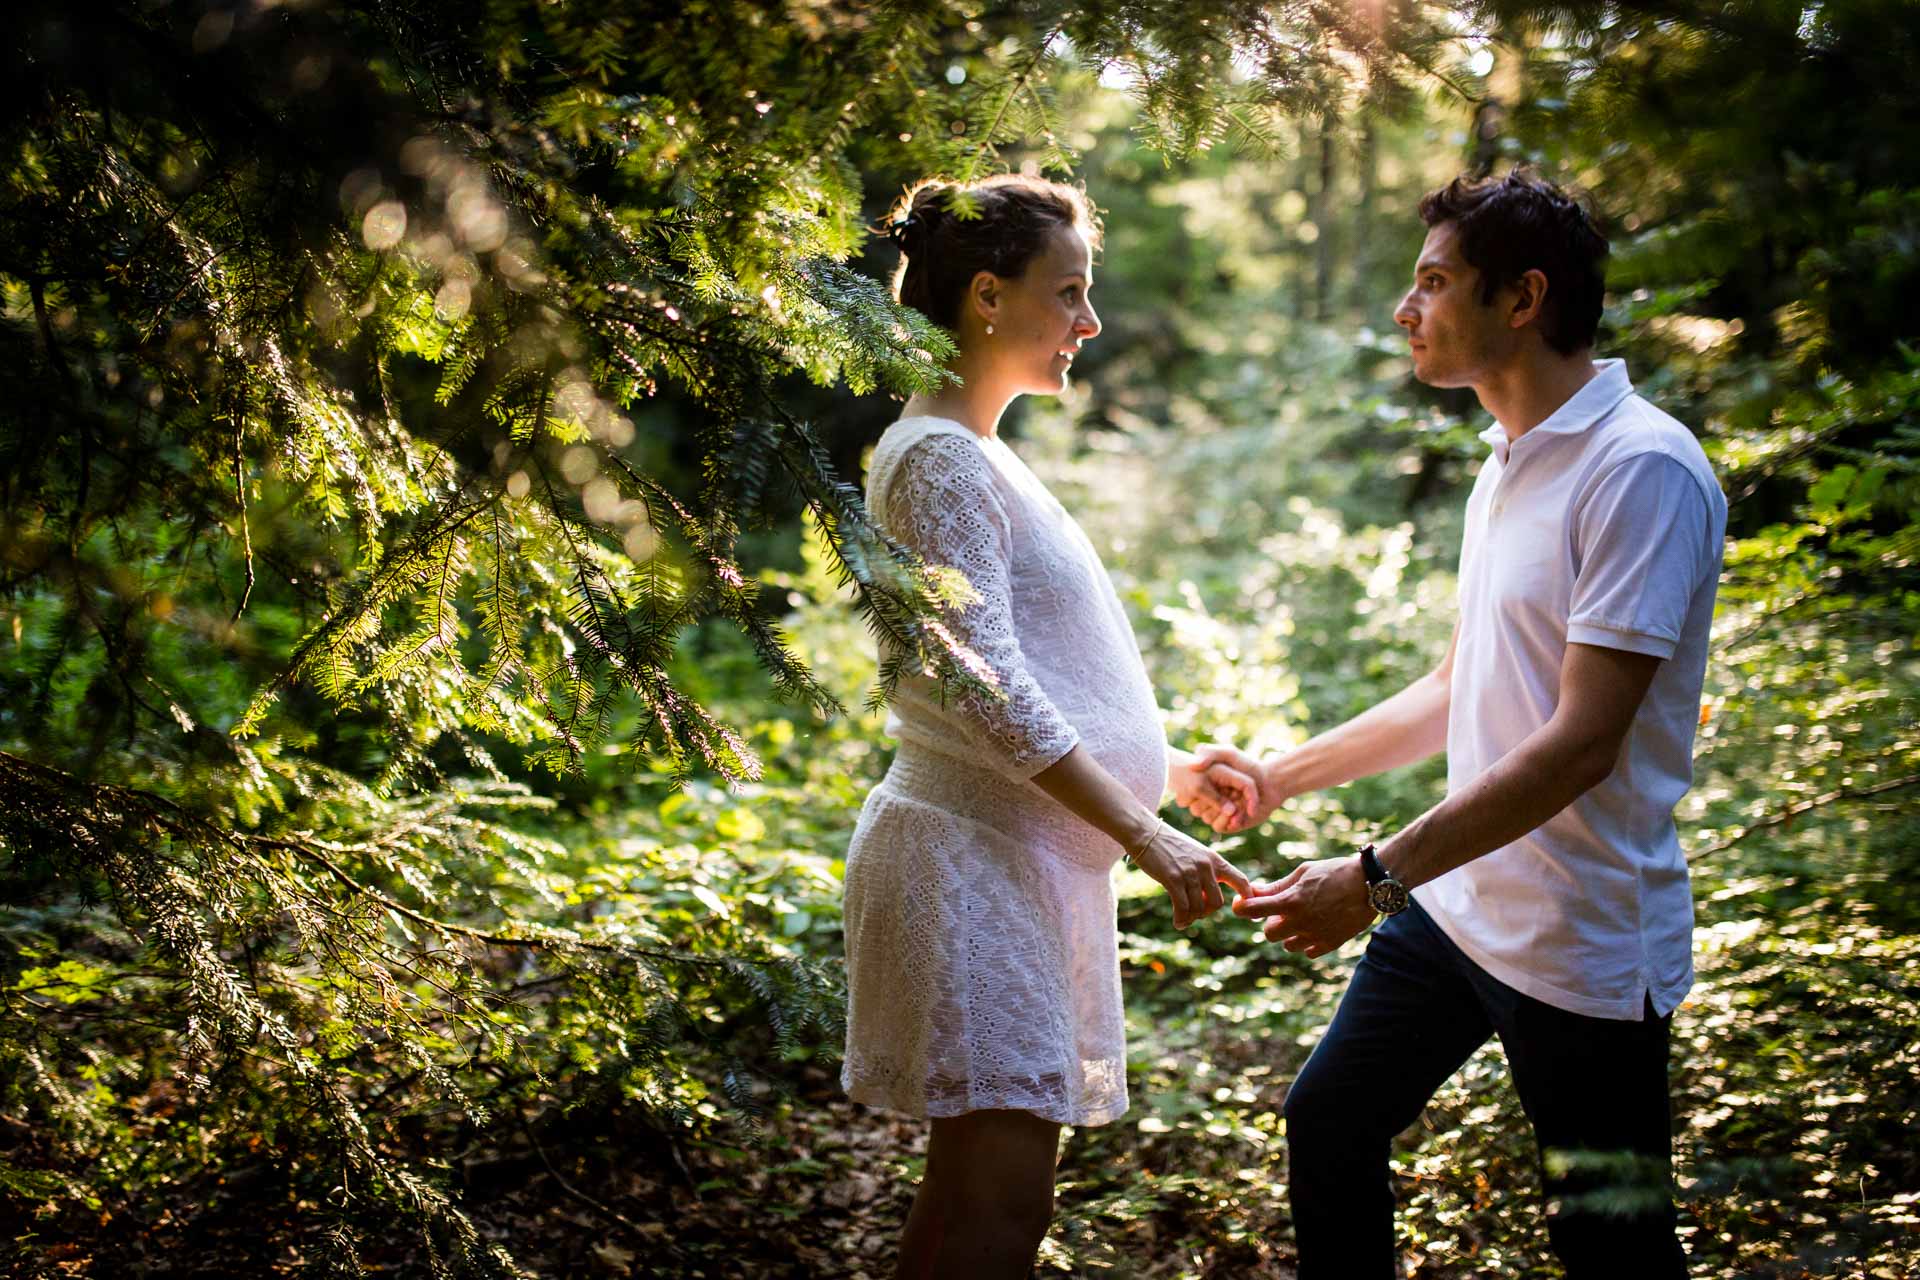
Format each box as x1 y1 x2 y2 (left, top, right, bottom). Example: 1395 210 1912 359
1197 171 1726 1277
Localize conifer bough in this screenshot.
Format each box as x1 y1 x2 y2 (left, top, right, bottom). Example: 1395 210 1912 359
0 0 1434 1271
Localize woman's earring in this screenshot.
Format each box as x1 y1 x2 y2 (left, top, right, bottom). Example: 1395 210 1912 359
985 323 994 336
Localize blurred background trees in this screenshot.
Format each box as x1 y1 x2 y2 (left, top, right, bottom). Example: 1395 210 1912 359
1 0 1914 1276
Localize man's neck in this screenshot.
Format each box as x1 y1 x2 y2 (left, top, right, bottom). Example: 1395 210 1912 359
1475 348 1601 443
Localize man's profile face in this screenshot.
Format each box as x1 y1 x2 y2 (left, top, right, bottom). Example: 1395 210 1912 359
1393 221 1515 389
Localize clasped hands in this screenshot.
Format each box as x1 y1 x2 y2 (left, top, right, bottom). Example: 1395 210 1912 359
1166 742 1377 958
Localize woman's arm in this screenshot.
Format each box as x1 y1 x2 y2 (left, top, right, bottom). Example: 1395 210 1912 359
1034 746 1251 928
888 435 1247 925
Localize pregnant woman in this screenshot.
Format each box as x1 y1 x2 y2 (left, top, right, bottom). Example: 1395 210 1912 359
841 174 1255 1280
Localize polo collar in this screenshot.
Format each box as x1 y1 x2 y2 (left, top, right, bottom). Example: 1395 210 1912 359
1480 359 1634 466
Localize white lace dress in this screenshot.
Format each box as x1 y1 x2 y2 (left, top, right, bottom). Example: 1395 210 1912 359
840 415 1170 1127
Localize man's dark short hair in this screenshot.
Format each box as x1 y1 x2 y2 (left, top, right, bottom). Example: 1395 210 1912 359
1418 171 1609 356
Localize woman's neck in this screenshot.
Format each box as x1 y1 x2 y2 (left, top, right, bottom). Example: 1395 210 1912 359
902 348 1015 438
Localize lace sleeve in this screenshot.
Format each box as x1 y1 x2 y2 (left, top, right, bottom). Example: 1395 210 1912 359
888 433 1081 779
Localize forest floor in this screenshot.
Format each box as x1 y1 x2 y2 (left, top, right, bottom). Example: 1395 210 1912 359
10 1059 1305 1280
433 1057 1303 1280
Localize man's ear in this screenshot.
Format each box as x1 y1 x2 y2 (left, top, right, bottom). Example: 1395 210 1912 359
1509 268 1550 331
968 269 1001 326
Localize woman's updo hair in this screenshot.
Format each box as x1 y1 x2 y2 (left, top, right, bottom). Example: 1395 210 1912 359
883 175 1102 331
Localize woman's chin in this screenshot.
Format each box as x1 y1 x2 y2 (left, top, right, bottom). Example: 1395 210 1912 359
1018 371 1073 397
1039 353 1075 394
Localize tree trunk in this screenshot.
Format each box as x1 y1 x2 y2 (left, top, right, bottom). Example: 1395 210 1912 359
1350 117 1378 320
1313 117 1336 323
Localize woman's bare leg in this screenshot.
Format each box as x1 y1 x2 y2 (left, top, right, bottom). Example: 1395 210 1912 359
894 1147 946 1280
894 1109 1060 1280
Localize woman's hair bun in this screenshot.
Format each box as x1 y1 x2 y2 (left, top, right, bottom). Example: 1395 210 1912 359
882 184 950 257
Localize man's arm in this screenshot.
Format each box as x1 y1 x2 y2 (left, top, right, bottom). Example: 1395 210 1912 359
1235 640 1662 955
1193 621 1458 831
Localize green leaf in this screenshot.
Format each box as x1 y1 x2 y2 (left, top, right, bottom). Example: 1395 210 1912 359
690 885 731 918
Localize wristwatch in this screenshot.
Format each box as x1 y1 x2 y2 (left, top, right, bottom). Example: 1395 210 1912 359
1358 844 1409 916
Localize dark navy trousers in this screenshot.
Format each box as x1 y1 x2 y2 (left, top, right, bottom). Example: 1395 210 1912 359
1283 898 1688 1278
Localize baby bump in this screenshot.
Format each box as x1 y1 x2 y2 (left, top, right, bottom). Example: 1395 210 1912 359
1020 645 1165 806
1061 692 1167 808
874 745 1122 873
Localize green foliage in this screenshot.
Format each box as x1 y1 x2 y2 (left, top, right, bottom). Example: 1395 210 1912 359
1 2 1459 1269
2 0 1917 1276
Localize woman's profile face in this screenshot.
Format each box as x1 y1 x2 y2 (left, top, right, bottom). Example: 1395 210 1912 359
982 225 1101 397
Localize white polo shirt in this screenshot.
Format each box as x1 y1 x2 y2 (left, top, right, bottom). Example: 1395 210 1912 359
1413 359 1727 1021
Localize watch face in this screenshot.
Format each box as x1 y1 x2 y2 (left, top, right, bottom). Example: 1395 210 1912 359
1369 879 1410 915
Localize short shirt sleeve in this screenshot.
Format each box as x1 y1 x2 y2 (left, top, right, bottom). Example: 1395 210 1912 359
1567 453 1716 660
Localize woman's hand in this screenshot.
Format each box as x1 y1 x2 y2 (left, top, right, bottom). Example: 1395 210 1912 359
1132 822 1254 929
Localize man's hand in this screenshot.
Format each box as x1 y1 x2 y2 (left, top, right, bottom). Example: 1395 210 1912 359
1192 743 1282 833
1168 746 1258 833
1232 856 1375 957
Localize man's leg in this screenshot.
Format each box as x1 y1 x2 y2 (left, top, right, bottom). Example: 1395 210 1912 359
1495 992 1688 1278
1285 902 1494 1279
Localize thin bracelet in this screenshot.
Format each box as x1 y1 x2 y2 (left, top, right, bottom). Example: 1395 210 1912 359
1123 819 1166 864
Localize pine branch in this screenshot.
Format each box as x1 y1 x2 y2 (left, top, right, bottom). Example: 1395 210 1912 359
248 832 763 972
232 489 494 735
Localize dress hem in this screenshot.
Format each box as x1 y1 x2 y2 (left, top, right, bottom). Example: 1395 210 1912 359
842 1079 1129 1129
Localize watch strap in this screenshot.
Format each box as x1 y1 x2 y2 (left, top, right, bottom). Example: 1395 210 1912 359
1358 843 1385 885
